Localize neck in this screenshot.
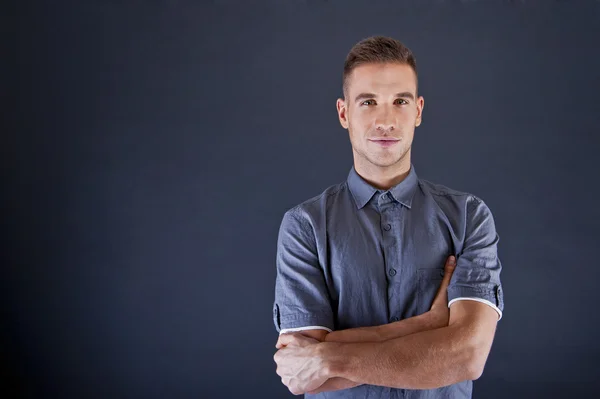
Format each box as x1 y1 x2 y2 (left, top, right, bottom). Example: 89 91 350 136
353 153 411 191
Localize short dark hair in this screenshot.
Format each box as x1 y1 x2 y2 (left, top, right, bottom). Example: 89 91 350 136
343 36 418 98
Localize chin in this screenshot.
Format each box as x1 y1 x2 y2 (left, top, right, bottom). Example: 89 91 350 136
368 159 402 168
369 153 403 165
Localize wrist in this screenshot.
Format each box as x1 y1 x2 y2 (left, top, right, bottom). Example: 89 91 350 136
318 341 346 379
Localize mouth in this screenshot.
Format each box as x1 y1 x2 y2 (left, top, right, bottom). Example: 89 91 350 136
369 138 400 147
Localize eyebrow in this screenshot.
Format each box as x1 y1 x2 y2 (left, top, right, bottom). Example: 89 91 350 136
354 92 415 103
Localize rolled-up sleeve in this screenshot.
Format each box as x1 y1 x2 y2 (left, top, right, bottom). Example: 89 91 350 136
448 196 505 321
273 207 334 334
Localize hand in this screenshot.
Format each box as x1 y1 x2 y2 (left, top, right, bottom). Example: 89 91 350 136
428 255 457 328
274 333 331 395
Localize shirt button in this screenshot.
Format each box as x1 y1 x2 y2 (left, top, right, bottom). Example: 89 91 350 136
389 268 397 276
384 224 391 231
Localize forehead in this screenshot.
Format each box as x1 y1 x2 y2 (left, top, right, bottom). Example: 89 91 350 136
347 62 416 96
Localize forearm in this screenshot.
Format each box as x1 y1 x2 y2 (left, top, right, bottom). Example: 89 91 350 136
324 312 441 343
324 323 477 390
308 312 443 394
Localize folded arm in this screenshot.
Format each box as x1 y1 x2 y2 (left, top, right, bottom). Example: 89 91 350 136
290 311 445 393
278 256 458 394
321 300 499 390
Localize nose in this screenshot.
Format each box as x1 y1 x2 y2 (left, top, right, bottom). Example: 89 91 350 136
375 107 396 132
376 124 395 132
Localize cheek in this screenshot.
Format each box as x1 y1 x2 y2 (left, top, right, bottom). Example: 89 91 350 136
393 107 414 120
350 113 372 131
403 107 420 120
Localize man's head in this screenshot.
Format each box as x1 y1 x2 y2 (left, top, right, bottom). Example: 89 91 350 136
336 36 424 176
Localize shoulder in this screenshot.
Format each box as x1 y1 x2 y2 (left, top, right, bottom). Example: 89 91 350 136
280 181 347 230
417 179 498 244
419 178 486 207
419 178 471 198
284 181 346 217
417 178 494 222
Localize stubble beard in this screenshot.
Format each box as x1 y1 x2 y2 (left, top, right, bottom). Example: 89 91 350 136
354 139 408 169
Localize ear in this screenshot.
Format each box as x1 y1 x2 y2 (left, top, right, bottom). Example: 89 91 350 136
336 98 349 129
415 96 425 127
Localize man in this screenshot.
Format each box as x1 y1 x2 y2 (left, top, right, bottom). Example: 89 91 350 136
272 36 504 398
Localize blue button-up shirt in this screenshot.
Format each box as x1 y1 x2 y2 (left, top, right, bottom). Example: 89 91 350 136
273 163 504 398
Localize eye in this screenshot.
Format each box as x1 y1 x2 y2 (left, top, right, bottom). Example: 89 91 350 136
361 99 376 106
395 99 408 105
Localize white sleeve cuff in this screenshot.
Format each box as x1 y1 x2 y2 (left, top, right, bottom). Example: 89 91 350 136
448 297 503 321
279 325 333 335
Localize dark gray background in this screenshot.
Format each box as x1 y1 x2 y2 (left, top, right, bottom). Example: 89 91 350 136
4 0 600 398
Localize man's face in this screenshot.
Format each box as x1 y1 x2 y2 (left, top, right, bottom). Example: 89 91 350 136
336 62 424 170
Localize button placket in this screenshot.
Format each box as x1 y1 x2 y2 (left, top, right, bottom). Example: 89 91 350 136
383 196 401 328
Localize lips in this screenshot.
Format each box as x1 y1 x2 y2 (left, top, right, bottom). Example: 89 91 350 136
369 138 399 147
369 137 400 141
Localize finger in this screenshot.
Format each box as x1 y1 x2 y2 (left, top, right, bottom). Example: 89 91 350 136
441 255 456 284
435 256 455 294
277 333 297 346
276 336 284 349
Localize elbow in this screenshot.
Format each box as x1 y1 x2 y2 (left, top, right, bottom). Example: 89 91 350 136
467 363 484 381
465 345 487 381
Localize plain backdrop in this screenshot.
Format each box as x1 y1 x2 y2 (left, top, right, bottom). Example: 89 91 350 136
4 0 600 398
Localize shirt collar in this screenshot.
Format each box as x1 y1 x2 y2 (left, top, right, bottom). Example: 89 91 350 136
347 163 419 210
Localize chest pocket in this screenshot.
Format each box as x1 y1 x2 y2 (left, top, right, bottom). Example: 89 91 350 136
417 268 444 315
